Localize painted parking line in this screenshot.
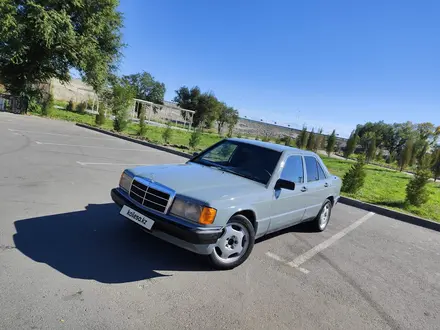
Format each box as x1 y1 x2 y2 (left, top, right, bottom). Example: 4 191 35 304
266 212 375 273
9 128 114 140
35 141 157 152
265 252 310 274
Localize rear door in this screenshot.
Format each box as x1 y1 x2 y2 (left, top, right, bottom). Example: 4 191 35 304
268 154 308 232
302 155 331 219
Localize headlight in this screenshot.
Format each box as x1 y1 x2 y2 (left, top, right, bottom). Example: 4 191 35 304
170 198 217 225
119 172 133 192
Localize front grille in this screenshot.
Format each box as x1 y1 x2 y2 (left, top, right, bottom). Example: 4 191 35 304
129 179 170 213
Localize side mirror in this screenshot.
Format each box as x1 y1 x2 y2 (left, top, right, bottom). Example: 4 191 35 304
275 179 295 191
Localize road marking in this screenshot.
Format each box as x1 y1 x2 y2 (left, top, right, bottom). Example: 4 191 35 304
286 212 375 269
35 141 156 152
265 252 310 274
76 161 149 166
9 128 114 140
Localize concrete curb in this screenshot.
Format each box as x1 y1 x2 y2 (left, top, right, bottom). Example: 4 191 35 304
339 196 440 232
75 123 192 159
77 123 440 232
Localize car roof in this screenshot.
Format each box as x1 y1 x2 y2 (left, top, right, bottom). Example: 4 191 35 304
226 138 318 156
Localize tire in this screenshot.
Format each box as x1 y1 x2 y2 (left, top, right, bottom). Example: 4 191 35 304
208 214 255 270
311 199 332 232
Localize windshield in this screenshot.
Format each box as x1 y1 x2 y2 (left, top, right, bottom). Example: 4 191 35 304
190 140 282 185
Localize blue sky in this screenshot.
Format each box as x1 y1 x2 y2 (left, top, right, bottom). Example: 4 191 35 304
117 0 439 137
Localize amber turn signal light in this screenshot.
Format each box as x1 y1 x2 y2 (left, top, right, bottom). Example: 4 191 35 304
199 207 217 225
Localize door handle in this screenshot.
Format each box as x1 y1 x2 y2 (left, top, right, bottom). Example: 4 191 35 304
324 182 329 187
300 187 307 192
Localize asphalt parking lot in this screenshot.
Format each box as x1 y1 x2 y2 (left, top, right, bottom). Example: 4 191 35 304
1 112 440 330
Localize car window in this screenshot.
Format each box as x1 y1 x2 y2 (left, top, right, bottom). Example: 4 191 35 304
193 140 282 185
317 162 327 180
304 156 319 182
280 155 304 183
203 142 237 162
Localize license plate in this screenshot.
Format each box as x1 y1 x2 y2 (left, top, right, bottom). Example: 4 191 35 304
120 205 155 230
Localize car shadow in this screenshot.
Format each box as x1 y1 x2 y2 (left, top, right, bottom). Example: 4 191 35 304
256 221 315 243
13 203 210 284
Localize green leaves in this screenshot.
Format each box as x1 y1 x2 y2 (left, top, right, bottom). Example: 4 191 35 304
326 130 336 156
0 0 123 95
174 86 238 131
121 72 166 105
405 167 431 206
341 155 367 194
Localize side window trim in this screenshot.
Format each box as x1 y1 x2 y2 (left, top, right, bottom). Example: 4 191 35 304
304 155 319 183
280 154 305 184
317 160 327 180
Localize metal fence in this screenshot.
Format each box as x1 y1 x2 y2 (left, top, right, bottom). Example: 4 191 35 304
0 94 27 114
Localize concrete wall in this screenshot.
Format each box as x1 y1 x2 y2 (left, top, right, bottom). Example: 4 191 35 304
49 78 97 103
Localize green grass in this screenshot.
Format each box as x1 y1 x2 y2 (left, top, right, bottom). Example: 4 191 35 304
321 156 440 222
30 108 440 222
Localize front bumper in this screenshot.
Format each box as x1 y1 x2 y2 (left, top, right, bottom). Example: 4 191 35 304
111 188 223 254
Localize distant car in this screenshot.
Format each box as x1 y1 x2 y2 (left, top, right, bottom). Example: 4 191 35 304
111 138 342 270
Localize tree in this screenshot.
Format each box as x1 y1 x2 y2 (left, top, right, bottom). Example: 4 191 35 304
326 130 336 156
95 106 106 126
188 129 202 150
217 104 238 135
138 104 147 136
296 126 308 149
376 148 384 161
341 155 367 194
121 71 165 105
365 135 377 163
76 101 87 114
111 82 135 132
430 148 440 181
162 123 173 144
315 128 324 151
398 139 413 171
306 129 316 151
173 87 220 128
0 0 123 97
405 167 431 206
66 100 74 112
41 92 54 116
174 86 201 119
344 130 359 158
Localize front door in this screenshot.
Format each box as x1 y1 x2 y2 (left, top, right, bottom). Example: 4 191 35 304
268 155 308 232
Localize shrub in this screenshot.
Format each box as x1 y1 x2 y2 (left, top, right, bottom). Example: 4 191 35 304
262 135 270 142
275 136 282 144
76 101 87 114
113 109 129 132
42 92 54 116
405 167 431 206
189 129 202 150
95 106 106 126
341 155 367 194
27 97 42 114
138 105 147 136
282 135 292 146
326 130 336 156
111 83 135 132
431 149 440 182
162 123 173 144
66 100 74 112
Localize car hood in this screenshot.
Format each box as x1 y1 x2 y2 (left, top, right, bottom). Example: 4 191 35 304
128 162 266 203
